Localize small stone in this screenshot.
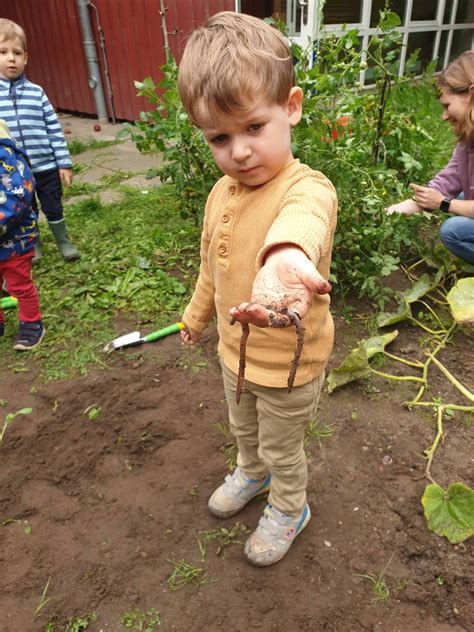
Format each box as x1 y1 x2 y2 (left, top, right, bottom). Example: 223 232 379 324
324 540 332 547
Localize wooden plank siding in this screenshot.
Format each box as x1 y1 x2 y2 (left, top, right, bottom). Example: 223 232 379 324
1 0 233 121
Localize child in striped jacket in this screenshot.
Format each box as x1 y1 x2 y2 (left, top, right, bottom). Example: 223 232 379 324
0 18 80 262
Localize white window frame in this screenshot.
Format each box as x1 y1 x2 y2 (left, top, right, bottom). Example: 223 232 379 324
235 0 474 79
318 0 474 81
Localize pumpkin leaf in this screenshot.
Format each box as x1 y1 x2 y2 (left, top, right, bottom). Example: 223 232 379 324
327 331 398 393
447 277 474 325
422 482 474 544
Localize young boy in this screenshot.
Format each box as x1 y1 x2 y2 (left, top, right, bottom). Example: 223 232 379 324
178 12 338 566
0 119 45 350
0 18 80 263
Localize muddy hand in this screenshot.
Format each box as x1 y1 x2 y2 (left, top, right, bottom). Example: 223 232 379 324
230 246 331 403
230 246 331 328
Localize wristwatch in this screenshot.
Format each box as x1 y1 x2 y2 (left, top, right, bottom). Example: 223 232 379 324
440 197 451 212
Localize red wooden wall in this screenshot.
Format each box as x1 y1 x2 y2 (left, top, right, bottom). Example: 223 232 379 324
1 0 234 121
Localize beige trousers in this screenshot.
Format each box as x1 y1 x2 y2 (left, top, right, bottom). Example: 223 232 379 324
221 361 325 517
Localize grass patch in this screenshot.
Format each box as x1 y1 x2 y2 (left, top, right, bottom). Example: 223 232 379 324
0 186 201 381
67 137 123 155
166 559 214 591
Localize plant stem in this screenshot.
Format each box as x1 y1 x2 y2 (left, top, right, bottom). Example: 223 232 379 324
424 406 444 485
369 367 425 383
416 299 446 330
384 351 424 368
408 317 447 336
407 401 474 412
428 354 474 402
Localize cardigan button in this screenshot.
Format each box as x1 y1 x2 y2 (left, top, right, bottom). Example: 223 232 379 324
222 214 230 223
218 244 227 254
229 185 236 195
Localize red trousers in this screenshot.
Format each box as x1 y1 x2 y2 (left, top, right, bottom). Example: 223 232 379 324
0 251 42 323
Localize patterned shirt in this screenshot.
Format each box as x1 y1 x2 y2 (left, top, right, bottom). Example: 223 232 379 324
0 75 72 173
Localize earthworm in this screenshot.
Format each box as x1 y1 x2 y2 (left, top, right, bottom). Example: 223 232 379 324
230 317 250 404
231 308 305 404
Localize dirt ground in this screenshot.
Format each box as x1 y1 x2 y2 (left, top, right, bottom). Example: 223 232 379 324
0 308 472 632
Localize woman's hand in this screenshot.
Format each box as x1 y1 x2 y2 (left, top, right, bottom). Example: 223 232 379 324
409 184 444 210
386 198 423 215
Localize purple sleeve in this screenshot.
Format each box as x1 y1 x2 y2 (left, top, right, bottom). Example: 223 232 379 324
428 145 463 199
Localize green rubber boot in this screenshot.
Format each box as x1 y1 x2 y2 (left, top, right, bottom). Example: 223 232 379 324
48 219 80 261
32 234 43 265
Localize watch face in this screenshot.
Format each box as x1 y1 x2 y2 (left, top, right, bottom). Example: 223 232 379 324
440 198 451 212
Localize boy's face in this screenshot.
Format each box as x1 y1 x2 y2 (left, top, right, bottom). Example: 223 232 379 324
0 37 27 80
196 88 303 187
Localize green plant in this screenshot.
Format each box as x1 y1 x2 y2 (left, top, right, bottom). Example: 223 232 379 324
354 553 394 601
65 612 99 631
84 404 101 420
120 607 161 631
198 522 248 560
304 417 334 449
68 137 121 155
166 559 213 591
118 57 220 223
2 517 31 535
34 577 55 618
328 263 474 543
0 407 32 442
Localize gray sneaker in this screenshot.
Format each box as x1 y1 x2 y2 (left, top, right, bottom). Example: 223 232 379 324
244 503 311 566
208 467 271 519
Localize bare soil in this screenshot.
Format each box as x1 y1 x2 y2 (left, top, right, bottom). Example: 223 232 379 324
0 311 473 632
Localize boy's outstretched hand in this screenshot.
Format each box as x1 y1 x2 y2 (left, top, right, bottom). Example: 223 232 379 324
230 245 331 327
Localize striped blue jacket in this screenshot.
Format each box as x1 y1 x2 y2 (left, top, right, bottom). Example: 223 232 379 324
0 75 72 174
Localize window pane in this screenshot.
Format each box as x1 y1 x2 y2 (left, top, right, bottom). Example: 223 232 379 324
450 29 474 60
411 3 437 21
455 0 474 24
370 0 405 27
444 0 455 23
240 0 284 21
323 0 362 25
405 31 436 74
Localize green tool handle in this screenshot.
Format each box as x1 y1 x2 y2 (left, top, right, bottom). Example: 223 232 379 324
143 322 185 343
1 296 18 310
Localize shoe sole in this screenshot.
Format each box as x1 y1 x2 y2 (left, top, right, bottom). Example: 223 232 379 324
13 327 46 351
208 478 271 519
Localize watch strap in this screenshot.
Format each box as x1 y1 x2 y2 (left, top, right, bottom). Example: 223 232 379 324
440 197 451 212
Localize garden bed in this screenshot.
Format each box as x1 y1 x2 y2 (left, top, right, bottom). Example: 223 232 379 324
0 311 472 631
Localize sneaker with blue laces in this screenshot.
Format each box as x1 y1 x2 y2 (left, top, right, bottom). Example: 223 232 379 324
244 502 311 566
208 467 271 519
13 320 45 351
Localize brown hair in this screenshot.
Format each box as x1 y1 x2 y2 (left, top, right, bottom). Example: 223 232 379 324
178 11 295 125
0 18 27 50
438 51 474 144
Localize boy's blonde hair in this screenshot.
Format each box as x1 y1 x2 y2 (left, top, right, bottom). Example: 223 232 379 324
438 50 474 145
178 11 294 125
0 18 27 50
